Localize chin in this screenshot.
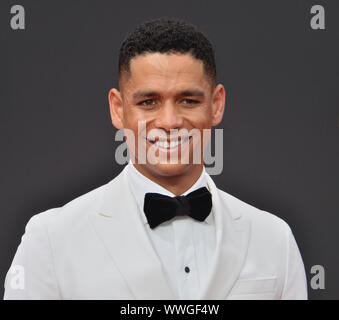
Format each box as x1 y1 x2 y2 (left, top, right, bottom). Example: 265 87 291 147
150 162 193 177
133 161 194 179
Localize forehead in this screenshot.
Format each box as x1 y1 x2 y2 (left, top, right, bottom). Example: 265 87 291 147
121 53 211 94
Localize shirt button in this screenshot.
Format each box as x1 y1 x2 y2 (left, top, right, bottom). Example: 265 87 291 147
184 266 190 273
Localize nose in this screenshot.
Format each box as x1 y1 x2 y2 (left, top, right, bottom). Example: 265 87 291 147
154 102 184 132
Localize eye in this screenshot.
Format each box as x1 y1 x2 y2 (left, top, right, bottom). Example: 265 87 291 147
137 99 157 107
181 99 200 105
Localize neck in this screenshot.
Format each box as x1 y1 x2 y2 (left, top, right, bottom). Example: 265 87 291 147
132 163 204 196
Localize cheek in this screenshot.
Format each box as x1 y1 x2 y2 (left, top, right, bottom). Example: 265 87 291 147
123 107 143 128
123 111 150 140
185 110 212 128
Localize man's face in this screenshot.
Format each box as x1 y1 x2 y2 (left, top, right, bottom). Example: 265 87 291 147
110 52 224 178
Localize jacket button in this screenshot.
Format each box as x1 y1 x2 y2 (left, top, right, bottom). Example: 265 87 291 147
185 266 190 273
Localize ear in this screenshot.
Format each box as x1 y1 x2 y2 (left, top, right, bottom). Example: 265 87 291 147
211 84 226 126
108 88 124 129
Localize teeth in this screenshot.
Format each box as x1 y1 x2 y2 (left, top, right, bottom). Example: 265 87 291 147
159 141 168 148
147 137 190 149
156 138 189 149
170 141 178 148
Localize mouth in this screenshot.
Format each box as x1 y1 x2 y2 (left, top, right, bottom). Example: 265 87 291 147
146 136 192 150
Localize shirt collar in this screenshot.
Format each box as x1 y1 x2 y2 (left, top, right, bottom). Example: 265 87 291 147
126 161 214 226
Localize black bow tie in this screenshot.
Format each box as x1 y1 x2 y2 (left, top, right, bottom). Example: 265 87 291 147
143 187 212 229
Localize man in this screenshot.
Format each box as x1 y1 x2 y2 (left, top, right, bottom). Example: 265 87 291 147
4 18 307 299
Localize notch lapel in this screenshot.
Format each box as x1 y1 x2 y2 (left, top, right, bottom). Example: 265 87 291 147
199 175 251 299
88 168 175 299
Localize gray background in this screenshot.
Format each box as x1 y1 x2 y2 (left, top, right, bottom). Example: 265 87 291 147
1 0 338 299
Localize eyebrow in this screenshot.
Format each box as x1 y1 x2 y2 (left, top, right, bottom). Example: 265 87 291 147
133 91 159 99
132 89 205 99
179 90 205 97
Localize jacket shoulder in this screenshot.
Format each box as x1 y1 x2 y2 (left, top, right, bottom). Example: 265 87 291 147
34 183 105 224
30 171 123 228
217 188 291 236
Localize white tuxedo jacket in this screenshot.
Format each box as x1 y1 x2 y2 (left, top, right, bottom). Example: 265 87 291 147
4 167 308 299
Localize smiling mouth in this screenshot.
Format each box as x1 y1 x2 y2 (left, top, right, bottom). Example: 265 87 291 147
146 136 192 149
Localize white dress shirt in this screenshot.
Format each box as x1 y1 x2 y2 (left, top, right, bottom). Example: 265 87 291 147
126 162 216 299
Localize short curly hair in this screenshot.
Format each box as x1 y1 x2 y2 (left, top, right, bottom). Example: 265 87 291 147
118 18 216 87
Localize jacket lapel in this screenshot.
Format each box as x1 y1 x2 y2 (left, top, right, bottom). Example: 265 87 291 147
88 167 175 299
198 175 251 299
